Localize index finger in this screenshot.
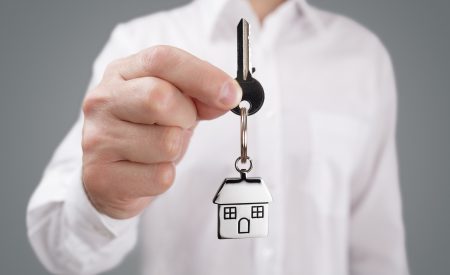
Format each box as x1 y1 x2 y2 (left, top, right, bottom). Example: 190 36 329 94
108 45 242 120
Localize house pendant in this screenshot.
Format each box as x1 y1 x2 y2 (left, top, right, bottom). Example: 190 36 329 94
213 173 272 239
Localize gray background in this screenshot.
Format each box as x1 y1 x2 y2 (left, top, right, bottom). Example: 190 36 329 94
0 0 448 274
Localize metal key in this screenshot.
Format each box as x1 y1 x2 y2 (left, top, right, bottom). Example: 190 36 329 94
231 19 265 116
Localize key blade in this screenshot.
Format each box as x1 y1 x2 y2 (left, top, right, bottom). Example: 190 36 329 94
237 18 250 81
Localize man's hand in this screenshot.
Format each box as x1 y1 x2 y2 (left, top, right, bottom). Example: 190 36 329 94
81 46 242 219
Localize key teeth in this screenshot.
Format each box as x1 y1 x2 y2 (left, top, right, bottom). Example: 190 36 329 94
237 18 250 81
233 18 264 116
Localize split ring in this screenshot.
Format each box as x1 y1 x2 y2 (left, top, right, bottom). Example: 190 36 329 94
240 106 248 163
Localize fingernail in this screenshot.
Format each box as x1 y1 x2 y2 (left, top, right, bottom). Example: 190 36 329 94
219 80 242 108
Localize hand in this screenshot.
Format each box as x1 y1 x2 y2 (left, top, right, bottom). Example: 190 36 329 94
81 46 242 219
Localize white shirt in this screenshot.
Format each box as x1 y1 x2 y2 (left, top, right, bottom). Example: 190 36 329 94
27 0 409 274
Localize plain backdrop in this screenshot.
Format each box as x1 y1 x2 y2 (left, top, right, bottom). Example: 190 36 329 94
1 0 449 274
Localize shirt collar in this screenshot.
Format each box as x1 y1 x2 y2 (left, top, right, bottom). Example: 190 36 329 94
196 0 322 41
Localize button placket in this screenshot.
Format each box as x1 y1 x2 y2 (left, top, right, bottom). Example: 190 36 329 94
250 35 285 275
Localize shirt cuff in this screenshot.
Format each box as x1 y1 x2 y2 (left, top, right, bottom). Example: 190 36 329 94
65 166 139 241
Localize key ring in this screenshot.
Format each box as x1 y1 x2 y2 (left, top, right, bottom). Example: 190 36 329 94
240 106 248 163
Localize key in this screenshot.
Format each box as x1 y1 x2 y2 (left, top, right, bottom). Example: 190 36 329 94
212 18 272 240
231 19 265 116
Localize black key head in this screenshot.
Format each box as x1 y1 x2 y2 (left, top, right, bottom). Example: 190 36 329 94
231 76 265 116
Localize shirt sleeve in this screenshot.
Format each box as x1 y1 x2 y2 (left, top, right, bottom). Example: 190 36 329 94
349 43 410 275
26 24 140 275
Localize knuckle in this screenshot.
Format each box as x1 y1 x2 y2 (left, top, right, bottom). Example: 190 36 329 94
81 124 104 154
142 45 171 74
82 164 106 193
104 59 122 76
184 103 198 128
82 91 110 117
161 127 183 160
153 163 175 193
145 82 173 114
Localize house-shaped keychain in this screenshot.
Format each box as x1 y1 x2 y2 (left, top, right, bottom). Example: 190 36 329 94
213 173 272 239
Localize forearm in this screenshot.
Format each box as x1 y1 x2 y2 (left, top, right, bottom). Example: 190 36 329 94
27 118 139 275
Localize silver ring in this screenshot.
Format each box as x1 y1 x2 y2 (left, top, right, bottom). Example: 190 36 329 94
240 107 248 163
235 157 253 173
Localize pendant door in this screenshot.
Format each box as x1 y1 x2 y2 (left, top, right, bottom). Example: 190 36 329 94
238 217 250 234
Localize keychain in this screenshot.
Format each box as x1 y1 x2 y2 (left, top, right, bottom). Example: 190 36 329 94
213 19 272 239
